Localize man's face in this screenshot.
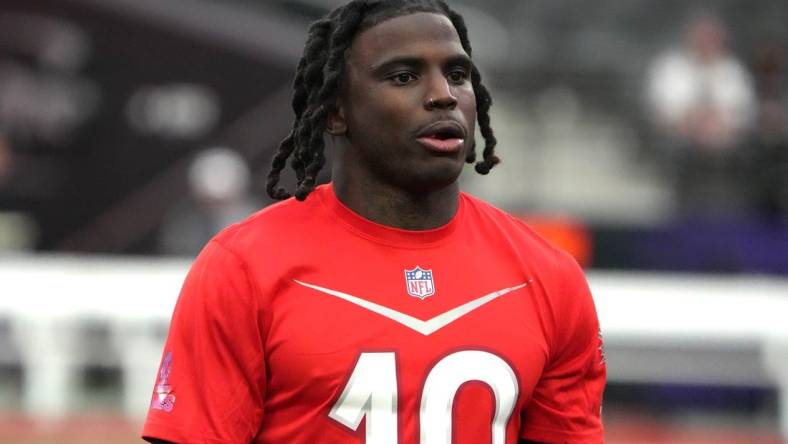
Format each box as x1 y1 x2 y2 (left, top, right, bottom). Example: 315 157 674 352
334 12 476 193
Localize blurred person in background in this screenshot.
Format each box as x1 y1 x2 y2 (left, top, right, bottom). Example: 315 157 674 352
142 0 605 443
158 147 259 257
0 12 96 251
646 12 757 216
750 40 788 221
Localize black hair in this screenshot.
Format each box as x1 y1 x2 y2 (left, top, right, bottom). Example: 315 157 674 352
266 0 499 201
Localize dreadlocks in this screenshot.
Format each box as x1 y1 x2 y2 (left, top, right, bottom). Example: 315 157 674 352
266 0 500 201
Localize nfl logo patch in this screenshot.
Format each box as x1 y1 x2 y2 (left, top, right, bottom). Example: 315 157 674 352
404 266 435 300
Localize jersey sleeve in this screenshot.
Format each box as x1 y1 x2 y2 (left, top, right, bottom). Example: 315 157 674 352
520 253 606 443
142 239 266 444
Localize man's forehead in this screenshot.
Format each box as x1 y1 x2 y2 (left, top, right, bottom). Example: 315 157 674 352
350 12 466 63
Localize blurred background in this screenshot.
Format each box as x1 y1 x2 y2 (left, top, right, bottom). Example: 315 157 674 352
0 0 787 442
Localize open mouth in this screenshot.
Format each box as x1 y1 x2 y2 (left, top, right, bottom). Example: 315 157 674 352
416 122 465 153
430 127 463 140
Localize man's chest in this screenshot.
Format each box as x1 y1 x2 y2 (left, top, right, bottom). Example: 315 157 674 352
254 253 553 443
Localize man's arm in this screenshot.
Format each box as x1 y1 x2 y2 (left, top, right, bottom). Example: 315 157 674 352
140 240 266 443
518 252 606 443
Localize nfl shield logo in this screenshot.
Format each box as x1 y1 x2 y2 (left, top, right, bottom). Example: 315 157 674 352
404 266 435 300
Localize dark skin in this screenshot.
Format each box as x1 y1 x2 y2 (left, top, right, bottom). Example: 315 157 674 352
144 13 543 444
328 12 475 230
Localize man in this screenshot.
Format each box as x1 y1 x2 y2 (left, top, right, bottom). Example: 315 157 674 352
645 12 756 215
646 12 755 153
143 1 605 443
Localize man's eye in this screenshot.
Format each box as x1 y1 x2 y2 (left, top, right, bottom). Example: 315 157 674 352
390 72 417 85
448 70 468 83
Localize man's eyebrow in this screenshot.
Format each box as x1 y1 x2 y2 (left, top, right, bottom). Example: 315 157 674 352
444 54 473 69
372 56 425 74
371 53 473 74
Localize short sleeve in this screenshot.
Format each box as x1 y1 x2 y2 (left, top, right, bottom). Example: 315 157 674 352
142 240 266 444
520 254 606 443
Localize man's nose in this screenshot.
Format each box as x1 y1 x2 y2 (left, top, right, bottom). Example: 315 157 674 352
424 74 457 110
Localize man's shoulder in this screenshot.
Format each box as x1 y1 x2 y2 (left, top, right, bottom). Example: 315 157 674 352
211 191 327 256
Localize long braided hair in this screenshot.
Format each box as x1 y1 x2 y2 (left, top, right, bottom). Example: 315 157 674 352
266 0 499 201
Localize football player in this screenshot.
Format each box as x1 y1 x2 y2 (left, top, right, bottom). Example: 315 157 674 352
143 1 605 442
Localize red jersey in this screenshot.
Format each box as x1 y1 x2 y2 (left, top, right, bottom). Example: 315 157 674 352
143 183 605 444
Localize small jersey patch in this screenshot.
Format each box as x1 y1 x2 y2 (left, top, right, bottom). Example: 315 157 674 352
150 351 176 412
404 266 435 300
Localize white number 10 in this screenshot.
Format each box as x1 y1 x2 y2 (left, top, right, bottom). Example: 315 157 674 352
329 350 519 443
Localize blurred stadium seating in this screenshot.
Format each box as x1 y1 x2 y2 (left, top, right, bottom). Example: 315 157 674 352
1 0 787 442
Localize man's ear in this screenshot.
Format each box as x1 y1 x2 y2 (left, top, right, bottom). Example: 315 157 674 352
326 104 347 135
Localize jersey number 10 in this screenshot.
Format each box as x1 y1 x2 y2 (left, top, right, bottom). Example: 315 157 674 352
329 350 519 443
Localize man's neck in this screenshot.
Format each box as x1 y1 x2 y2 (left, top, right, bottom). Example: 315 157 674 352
332 174 460 231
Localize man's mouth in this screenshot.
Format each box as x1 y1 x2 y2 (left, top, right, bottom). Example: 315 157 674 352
416 122 465 153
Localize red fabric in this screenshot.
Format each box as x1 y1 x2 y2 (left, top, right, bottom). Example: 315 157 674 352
142 183 605 443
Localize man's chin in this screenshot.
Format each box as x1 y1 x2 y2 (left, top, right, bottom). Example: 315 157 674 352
401 161 464 193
